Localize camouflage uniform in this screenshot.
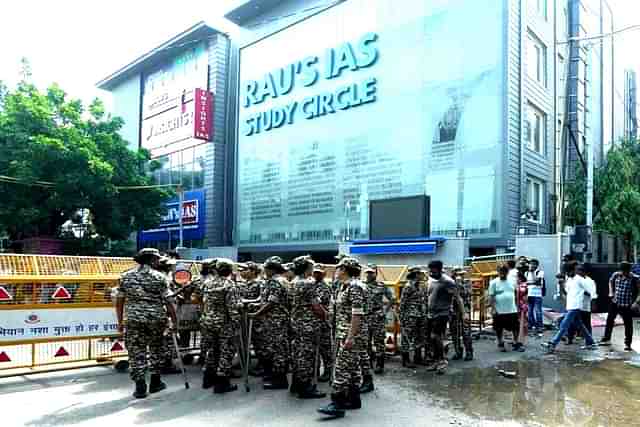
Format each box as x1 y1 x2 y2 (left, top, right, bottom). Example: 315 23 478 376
359 284 372 377
316 278 334 376
291 275 324 384
118 265 170 382
245 277 266 361
365 277 396 360
400 278 426 353
333 277 368 394
199 275 240 377
261 275 290 376
449 276 473 359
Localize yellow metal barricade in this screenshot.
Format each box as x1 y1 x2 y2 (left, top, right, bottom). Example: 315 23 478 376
0 254 202 378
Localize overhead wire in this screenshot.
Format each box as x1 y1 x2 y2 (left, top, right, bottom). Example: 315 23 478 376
0 175 179 191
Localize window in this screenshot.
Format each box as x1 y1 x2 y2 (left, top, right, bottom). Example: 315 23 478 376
151 146 206 190
536 0 548 20
527 32 547 87
526 178 544 223
525 103 546 155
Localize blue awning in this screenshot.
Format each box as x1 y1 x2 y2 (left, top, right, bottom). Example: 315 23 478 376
349 241 437 255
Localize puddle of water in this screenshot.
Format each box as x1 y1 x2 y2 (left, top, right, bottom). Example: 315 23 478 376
407 356 640 426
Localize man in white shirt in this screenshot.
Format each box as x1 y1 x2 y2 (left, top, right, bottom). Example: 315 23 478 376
525 259 545 336
506 260 518 285
542 261 596 353
567 264 597 344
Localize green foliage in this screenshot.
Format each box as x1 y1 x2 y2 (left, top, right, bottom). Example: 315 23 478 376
564 139 640 256
0 77 172 250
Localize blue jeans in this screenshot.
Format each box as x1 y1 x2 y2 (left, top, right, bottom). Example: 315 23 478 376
527 297 543 331
551 309 595 347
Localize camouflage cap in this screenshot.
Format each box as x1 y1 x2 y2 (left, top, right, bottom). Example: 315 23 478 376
158 256 177 266
364 264 377 274
334 253 349 261
264 256 285 271
407 265 426 275
201 258 218 268
215 258 235 270
337 257 361 270
245 261 261 272
136 248 161 258
313 264 326 274
236 262 248 271
292 255 314 270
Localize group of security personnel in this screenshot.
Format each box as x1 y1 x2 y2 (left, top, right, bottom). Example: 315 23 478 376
398 262 474 376
115 248 474 418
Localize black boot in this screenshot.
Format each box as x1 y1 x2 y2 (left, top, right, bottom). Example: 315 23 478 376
402 352 416 368
262 360 274 383
451 351 463 361
374 356 384 374
148 374 166 394
344 386 362 410
263 373 289 390
297 381 326 399
289 375 302 394
133 380 147 399
213 376 238 394
464 350 474 361
202 368 217 389
414 349 423 365
250 358 265 377
359 375 374 394
317 392 347 418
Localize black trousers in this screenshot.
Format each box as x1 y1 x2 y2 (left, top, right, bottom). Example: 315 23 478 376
603 303 634 346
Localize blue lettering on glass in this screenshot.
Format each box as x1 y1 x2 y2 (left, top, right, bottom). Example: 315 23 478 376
328 42 359 80
356 33 379 68
241 32 380 135
300 56 319 87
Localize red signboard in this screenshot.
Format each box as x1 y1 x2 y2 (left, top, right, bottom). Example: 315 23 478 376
194 88 213 141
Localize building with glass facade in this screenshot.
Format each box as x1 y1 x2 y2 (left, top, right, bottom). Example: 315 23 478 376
226 0 622 258
97 22 233 253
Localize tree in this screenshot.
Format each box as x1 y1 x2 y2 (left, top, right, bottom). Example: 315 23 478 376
564 139 640 259
0 77 171 254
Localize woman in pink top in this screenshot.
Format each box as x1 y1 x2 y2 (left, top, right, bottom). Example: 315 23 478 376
516 268 528 348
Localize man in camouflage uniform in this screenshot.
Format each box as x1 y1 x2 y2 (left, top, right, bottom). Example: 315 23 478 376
196 258 240 394
313 266 333 383
249 256 290 389
364 264 396 375
192 259 218 369
318 257 368 418
156 256 182 375
399 266 427 368
449 268 474 361
289 256 326 399
116 248 177 399
238 262 266 376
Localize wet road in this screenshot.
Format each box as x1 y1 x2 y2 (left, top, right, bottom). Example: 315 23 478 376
2 328 639 426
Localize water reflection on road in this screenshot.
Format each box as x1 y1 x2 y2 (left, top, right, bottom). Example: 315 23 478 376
405 353 640 426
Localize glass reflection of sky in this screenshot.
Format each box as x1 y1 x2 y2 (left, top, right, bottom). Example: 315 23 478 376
237 0 505 245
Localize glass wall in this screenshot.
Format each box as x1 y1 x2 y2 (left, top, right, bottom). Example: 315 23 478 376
153 144 206 191
236 0 506 246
